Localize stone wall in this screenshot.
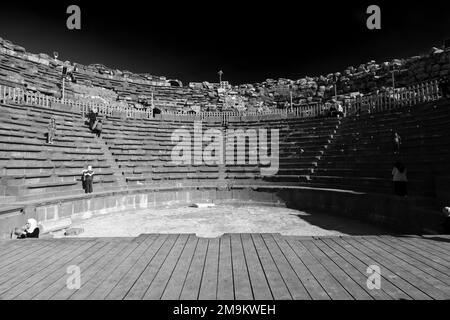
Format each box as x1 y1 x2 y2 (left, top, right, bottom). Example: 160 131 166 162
1 37 449 112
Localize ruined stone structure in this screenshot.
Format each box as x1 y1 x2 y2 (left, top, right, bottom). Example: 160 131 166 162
1 37 449 112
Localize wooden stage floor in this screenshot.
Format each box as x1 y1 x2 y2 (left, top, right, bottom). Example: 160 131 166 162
0 234 449 300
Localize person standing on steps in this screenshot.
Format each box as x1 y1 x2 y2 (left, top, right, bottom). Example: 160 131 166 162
393 132 402 154
438 76 450 98
89 107 98 130
47 116 56 144
442 207 450 234
81 166 88 191
392 161 407 197
83 165 95 194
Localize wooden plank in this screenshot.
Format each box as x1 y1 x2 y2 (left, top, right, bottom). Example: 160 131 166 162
0 240 41 258
198 237 220 300
0 241 61 278
322 238 411 300
0 240 88 295
106 234 167 300
52 241 131 300
143 234 190 300
301 239 374 300
14 241 108 300
20 241 114 300
272 235 330 300
87 234 157 300
352 237 450 299
396 237 450 261
313 239 391 300
339 238 432 300
262 234 310 300
397 236 450 256
0 241 46 269
0 240 99 299
285 238 353 300
216 234 234 300
179 238 208 300
70 241 140 300
230 234 254 300
375 237 450 279
251 234 291 300
419 237 450 251
161 235 198 300
241 233 272 300
124 234 179 300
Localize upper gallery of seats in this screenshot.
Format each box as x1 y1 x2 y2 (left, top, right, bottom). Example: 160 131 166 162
1 36 449 113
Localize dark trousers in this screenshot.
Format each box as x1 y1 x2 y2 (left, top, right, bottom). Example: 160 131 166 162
443 218 450 234
85 178 93 193
394 181 407 196
439 83 450 98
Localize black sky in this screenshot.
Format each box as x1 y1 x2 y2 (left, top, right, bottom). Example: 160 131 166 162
0 1 449 84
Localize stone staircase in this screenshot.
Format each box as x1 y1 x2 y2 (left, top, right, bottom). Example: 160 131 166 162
94 136 128 189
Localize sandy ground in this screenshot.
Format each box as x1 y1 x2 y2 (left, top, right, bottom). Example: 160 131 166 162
68 204 386 238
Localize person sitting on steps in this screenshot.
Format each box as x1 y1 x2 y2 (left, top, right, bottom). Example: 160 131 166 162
12 218 40 239
95 119 102 138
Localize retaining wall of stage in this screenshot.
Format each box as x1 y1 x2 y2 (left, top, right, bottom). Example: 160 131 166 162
0 186 446 239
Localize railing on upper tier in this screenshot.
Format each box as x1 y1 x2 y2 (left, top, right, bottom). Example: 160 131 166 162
0 85 153 119
0 79 442 122
159 79 442 121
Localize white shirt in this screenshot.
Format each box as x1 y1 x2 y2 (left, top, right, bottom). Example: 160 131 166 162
392 167 407 182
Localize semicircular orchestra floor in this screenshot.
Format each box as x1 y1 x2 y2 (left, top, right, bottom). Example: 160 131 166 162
68 204 386 238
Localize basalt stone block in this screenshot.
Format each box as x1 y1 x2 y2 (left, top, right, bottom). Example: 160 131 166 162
73 199 87 215
59 202 73 218
36 206 46 222
188 189 203 203
232 187 250 201
124 195 136 207
217 189 233 201
105 196 117 209
45 205 57 220
205 188 217 202
154 190 176 205
251 190 275 203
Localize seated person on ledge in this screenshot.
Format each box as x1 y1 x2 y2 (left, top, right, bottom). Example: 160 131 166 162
12 218 40 239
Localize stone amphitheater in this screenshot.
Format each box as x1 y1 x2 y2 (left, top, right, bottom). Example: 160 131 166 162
0 37 449 300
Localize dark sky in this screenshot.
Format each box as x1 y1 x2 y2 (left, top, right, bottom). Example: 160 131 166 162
0 1 449 84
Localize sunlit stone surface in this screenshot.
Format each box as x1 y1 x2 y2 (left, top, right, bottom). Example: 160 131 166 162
69 204 385 238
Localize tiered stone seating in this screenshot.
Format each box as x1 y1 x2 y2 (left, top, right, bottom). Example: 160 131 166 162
101 118 223 187
0 103 119 202
263 117 340 184
99 116 340 187
310 100 450 202
219 117 340 185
